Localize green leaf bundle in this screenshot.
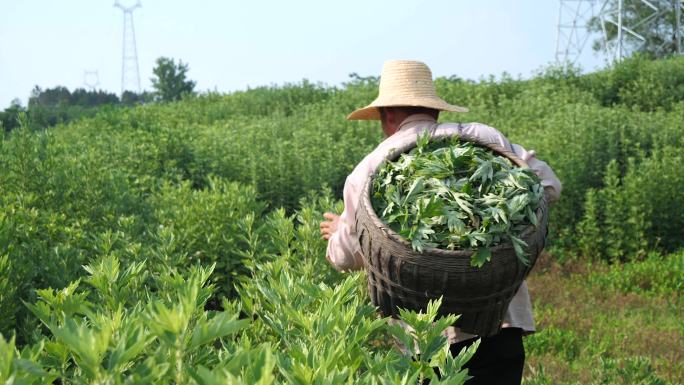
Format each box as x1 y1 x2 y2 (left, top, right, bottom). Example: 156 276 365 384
371 134 544 267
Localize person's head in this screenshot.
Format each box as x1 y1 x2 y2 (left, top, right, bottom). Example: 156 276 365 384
378 106 439 137
347 60 468 136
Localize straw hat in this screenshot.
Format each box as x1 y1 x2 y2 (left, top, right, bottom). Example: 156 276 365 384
347 60 469 120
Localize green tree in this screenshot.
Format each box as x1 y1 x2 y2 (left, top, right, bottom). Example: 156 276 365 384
121 90 154 106
588 1 683 59
25 86 121 130
150 57 197 102
0 99 25 132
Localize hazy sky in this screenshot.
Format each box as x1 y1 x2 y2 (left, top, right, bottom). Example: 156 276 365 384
0 0 608 108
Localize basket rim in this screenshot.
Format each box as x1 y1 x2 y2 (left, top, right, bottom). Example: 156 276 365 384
361 132 548 258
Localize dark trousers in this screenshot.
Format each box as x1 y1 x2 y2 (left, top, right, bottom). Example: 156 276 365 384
449 327 525 385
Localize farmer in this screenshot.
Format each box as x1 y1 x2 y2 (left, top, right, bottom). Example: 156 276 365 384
320 60 561 385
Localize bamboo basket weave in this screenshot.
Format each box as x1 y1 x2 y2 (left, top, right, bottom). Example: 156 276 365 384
355 134 548 337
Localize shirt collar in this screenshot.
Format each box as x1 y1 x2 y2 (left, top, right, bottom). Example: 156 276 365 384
397 113 437 132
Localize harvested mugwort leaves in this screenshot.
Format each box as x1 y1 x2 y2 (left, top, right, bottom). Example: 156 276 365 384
371 133 544 267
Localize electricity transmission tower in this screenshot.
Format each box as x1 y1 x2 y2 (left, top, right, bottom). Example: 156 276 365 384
556 0 684 64
114 0 142 96
556 0 597 65
83 70 100 91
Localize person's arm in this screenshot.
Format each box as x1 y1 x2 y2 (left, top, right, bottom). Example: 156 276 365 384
322 175 365 272
510 143 562 204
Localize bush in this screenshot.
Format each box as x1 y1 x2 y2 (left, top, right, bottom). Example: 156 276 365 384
0 201 477 384
587 251 684 295
2 56 684 381
148 178 268 299
575 147 684 260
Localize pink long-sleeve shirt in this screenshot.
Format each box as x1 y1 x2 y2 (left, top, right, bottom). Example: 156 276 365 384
326 114 562 343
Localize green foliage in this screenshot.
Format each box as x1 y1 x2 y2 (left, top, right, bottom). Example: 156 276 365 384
587 1 682 59
372 134 543 264
121 90 154 106
524 356 671 385
2 55 684 382
581 54 684 111
579 160 649 261
434 56 684 259
0 99 25 132
0 255 16 335
0 201 475 384
149 178 268 299
21 85 122 131
586 251 684 296
524 252 682 384
524 327 580 362
575 146 684 261
18 260 265 384
151 57 197 102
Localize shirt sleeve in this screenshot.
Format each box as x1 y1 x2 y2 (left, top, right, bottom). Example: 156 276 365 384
326 173 365 272
510 143 562 204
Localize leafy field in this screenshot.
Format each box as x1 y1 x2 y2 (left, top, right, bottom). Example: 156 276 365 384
524 252 683 384
1 55 683 383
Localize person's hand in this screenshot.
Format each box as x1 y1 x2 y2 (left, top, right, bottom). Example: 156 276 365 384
320 212 339 240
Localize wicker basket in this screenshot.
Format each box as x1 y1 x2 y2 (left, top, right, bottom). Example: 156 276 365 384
355 134 548 337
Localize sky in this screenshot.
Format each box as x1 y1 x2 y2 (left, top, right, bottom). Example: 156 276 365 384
0 0 608 108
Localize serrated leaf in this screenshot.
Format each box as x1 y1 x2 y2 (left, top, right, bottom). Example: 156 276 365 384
403 177 425 205
510 235 530 265
372 137 544 264
470 159 493 184
470 247 492 268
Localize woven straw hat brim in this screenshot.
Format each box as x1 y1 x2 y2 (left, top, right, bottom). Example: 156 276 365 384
346 98 469 120
346 59 469 121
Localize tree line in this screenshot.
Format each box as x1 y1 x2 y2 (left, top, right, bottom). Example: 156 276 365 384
4 3 682 134
1 57 196 132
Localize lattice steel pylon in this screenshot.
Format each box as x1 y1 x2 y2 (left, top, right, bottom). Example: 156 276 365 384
114 0 142 96
83 70 100 91
557 0 684 64
556 0 598 65
677 0 683 53
597 0 663 61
